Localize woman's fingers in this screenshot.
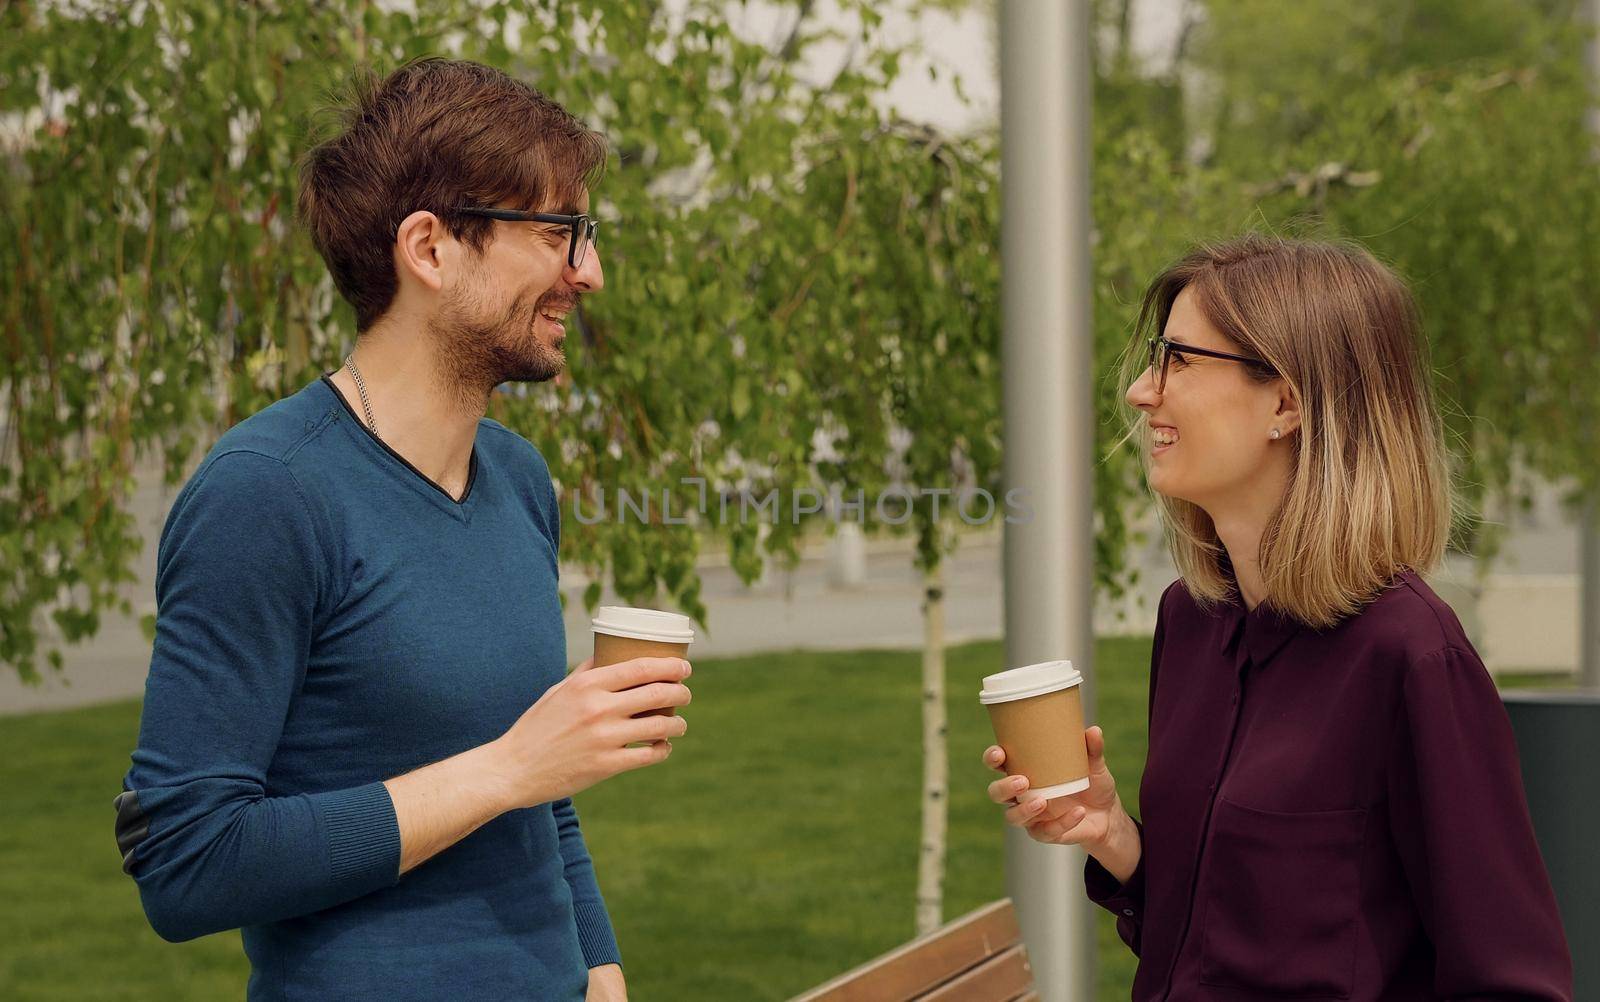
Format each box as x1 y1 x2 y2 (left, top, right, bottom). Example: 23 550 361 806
987 773 1029 805
988 733 1104 842
1030 803 1090 842
1085 725 1105 760
1005 795 1049 827
1006 794 1091 836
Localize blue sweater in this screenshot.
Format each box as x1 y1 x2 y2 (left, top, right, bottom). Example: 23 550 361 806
116 375 618 1000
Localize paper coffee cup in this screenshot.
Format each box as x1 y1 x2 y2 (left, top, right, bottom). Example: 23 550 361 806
591 606 695 717
980 660 1090 799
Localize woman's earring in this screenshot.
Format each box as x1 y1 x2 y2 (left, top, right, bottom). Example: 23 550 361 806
1270 429 1281 440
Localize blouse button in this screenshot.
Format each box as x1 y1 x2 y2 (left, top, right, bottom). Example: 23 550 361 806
1122 909 1135 917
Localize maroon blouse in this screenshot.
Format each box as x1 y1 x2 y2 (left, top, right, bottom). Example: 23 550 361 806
1085 570 1572 1000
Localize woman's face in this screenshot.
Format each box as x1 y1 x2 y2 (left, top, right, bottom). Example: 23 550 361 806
1125 287 1296 510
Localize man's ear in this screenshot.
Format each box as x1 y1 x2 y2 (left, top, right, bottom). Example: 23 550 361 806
394 210 447 293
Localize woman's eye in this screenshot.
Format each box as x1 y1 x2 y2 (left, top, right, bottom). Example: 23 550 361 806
1170 354 1190 368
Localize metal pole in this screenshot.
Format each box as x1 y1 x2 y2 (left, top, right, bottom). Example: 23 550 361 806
1582 495 1600 688
1583 0 1600 688
1000 2 1096 1000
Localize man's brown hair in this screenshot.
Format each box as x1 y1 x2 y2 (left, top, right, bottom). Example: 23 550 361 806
297 57 607 331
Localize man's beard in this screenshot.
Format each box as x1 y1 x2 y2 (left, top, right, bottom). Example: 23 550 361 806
428 280 576 411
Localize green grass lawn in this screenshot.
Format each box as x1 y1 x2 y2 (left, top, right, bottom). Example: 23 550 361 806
0 638 1151 1001
1 640 1567 1001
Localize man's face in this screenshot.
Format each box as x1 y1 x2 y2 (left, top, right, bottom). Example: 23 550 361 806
432 191 604 389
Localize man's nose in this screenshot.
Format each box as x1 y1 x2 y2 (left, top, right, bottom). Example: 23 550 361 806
567 246 604 293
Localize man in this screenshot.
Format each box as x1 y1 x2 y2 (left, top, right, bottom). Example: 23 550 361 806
113 57 688 1001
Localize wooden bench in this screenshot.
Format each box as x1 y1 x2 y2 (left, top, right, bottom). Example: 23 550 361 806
790 898 1037 1002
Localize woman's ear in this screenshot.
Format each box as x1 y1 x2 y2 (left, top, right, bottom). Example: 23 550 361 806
1274 379 1303 437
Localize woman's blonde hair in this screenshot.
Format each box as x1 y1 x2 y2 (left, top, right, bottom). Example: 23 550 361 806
1117 234 1459 629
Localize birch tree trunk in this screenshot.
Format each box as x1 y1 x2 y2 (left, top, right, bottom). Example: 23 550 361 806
915 561 948 936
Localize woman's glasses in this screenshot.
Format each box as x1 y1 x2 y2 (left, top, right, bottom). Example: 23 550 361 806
1146 334 1276 393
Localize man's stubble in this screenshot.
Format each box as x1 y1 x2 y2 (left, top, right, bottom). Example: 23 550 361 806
428 271 573 416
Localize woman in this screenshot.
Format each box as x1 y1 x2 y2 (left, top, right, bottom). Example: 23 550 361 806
983 235 1572 1000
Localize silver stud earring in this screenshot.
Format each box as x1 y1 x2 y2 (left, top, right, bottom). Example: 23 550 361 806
1270 429 1281 440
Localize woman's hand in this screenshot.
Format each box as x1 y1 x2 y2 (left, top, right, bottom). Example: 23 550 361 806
983 725 1124 850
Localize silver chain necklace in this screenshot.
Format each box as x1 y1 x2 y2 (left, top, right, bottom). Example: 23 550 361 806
343 352 378 437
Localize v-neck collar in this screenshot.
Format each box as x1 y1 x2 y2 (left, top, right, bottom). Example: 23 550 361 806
319 374 479 514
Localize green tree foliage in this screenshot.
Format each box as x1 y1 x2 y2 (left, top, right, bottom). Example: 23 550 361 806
5 0 1597 683
1191 0 1600 554
1 0 1022 681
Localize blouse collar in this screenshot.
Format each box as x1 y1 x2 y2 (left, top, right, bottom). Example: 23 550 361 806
1216 564 1306 668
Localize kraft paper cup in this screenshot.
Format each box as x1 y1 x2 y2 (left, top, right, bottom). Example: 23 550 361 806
591 606 695 718
980 660 1090 799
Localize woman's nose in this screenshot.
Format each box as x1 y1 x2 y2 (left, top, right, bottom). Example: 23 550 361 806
1126 364 1161 409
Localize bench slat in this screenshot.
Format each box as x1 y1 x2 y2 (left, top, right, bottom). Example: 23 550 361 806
790 899 1023 1001
916 944 1033 1002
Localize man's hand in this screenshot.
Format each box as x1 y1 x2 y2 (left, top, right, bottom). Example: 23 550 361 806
586 963 626 1001
383 656 690 876
491 655 693 811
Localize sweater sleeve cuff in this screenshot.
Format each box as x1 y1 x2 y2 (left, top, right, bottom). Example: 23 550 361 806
573 899 623 969
1084 816 1146 921
310 781 402 895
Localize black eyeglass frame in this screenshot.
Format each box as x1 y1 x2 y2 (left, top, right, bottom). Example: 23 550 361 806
452 206 599 269
1146 333 1277 394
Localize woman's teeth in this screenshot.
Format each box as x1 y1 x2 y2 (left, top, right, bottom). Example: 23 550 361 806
1153 429 1178 446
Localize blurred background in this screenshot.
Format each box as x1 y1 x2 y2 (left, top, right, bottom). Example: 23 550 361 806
2 0 1597 999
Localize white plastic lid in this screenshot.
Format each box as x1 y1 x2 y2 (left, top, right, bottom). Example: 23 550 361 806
591 606 695 644
978 659 1082 704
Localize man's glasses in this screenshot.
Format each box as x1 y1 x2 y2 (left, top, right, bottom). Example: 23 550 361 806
452 206 599 269
1146 334 1276 394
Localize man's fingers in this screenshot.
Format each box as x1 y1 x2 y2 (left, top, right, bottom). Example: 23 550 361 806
618 739 673 770
1085 725 1104 760
618 681 693 716
589 656 691 692
620 711 689 746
